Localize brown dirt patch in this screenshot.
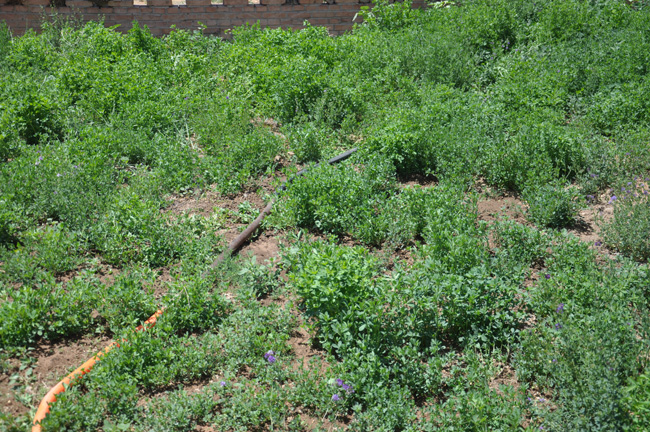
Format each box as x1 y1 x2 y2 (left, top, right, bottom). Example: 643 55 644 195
240 233 281 265
96 263 120 286
165 191 221 218
488 362 520 395
33 335 113 392
165 186 269 219
300 414 347 431
288 326 329 372
0 335 112 418
150 266 175 299
567 194 614 250
398 173 437 188
478 196 527 224
0 361 28 418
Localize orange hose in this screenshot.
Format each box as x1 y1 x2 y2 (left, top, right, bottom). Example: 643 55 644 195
32 309 164 432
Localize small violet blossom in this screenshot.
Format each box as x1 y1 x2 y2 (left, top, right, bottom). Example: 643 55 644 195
556 303 564 313
220 381 227 387
332 394 340 401
264 350 276 364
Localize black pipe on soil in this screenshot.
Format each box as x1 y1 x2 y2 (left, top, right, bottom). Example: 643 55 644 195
204 147 358 274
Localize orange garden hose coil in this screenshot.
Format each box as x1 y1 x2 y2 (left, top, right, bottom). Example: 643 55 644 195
32 310 164 432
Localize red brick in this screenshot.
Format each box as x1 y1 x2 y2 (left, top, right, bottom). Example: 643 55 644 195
23 0 49 6
307 17 328 24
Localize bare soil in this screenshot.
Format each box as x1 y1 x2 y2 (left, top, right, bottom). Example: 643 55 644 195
0 334 112 418
477 195 527 225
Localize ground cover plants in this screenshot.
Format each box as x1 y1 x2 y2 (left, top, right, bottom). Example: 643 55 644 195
1 0 650 430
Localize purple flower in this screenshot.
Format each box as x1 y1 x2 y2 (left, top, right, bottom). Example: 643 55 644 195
622 187 626 192
267 355 276 364
552 358 557 363
220 381 227 387
56 173 61 177
545 274 551 280
342 383 352 393
555 323 562 330
539 398 545 402
332 394 340 401
556 303 564 313
609 196 617 203
264 350 275 360
39 156 43 161
625 152 631 156
184 97 189 100
335 378 344 386
590 173 597 178
226 96 229 100
594 241 602 247
628 182 632 186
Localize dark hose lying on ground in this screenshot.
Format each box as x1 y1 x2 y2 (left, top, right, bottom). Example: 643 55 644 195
204 147 358 273
32 147 358 431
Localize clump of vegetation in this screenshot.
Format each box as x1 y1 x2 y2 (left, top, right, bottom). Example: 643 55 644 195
524 182 579 228
602 178 650 261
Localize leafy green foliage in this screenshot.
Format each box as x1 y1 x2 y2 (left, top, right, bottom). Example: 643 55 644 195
524 182 579 229
3 0 650 429
602 180 650 261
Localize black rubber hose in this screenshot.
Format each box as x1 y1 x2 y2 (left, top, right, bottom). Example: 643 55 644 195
204 147 358 273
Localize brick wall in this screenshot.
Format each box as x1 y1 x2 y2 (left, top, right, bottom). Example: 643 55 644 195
0 0 427 37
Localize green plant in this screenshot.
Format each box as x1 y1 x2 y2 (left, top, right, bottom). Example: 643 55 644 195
524 182 579 228
602 179 650 261
623 371 650 430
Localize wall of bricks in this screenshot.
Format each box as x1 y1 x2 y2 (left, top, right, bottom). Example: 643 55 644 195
0 0 427 37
